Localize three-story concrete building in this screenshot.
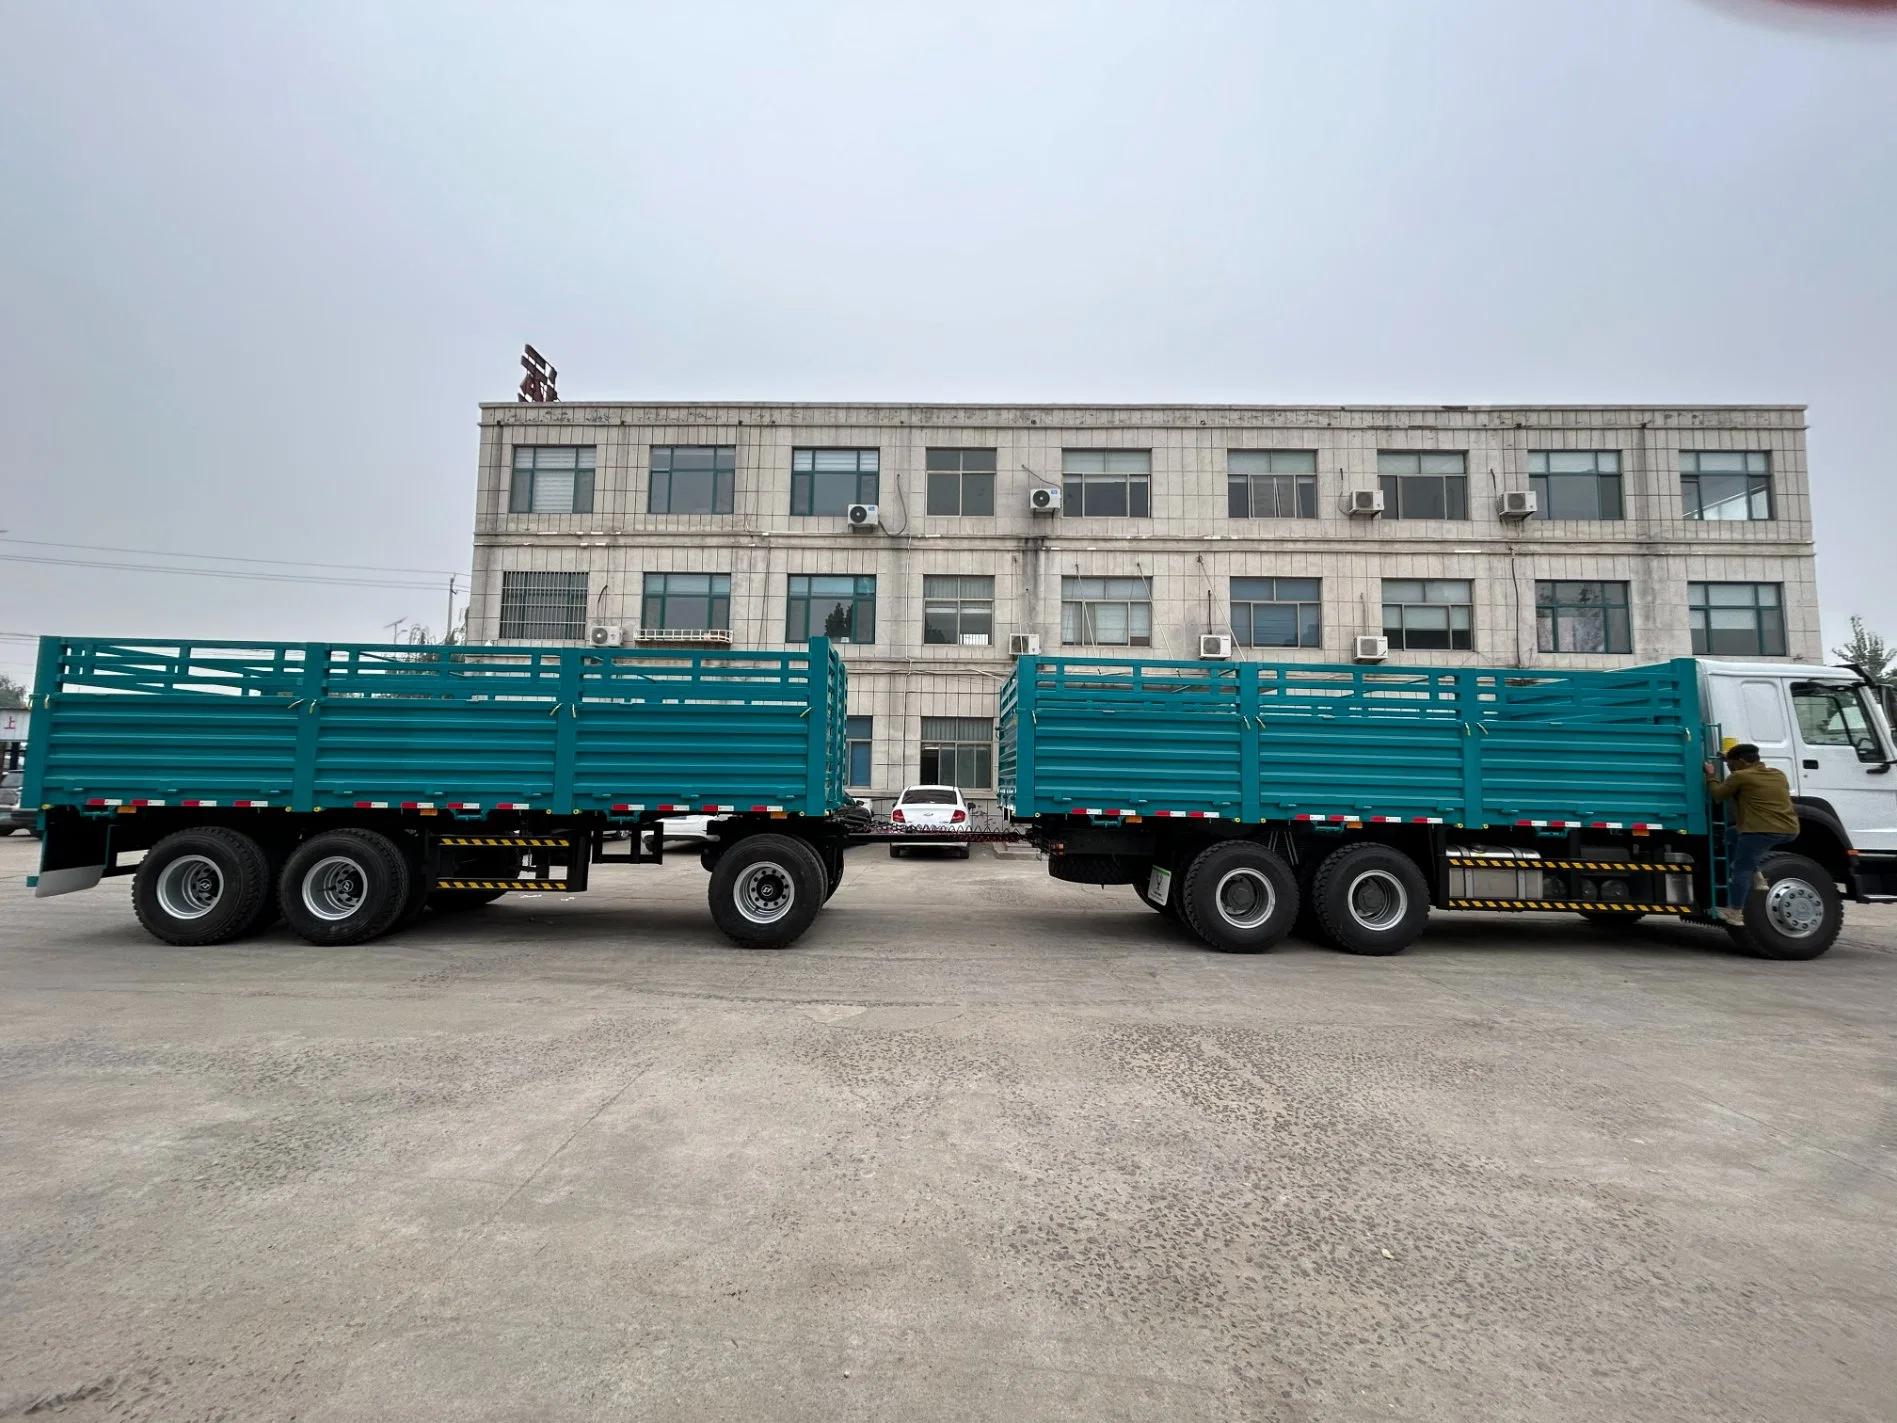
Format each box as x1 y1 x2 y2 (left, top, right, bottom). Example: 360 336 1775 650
468 401 1820 807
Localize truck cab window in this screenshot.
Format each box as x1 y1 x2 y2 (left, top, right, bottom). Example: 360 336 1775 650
1792 682 1885 764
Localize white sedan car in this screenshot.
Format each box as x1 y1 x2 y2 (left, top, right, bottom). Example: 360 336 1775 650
889 784 971 859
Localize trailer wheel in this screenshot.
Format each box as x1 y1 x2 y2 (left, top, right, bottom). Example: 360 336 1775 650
133 827 272 946
1728 852 1843 960
279 829 411 946
1179 841 1298 952
707 834 825 949
1311 844 1430 956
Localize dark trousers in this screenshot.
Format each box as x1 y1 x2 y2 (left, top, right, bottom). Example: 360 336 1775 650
1728 831 1794 908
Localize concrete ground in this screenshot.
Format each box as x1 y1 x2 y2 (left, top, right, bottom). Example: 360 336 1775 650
1 833 1893 1423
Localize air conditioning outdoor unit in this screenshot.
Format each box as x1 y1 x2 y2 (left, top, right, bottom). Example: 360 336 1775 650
1028 486 1063 513
1008 632 1042 657
1198 633 1232 660
846 503 880 531
587 624 624 648
1497 489 1538 520
1353 635 1389 663
1344 489 1386 518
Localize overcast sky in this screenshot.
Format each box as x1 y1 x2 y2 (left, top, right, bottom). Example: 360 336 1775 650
2 0 1893 684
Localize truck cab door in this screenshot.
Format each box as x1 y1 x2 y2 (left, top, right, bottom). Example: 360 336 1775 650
1789 681 1897 852
1704 675 1801 784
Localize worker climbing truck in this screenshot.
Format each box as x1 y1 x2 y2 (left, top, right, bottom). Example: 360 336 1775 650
19 635 865 949
1000 652 1897 960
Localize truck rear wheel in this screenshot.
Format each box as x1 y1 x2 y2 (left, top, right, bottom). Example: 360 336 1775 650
279 829 411 946
707 834 825 949
1179 841 1298 952
1728 852 1843 961
133 827 271 946
1311 844 1430 956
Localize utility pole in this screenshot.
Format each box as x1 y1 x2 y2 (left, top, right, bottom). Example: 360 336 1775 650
444 575 457 645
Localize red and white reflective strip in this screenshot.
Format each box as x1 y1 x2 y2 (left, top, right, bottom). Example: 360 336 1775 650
1517 820 1587 830
1295 813 1361 824
702 804 736 813
235 800 270 808
1632 822 1667 831
86 798 124 807
399 802 435 810
611 803 646 813
746 805 786 813
1153 810 1219 819
354 801 390 809
496 802 532 811
1068 808 1133 818
655 803 690 813
181 799 217 807
446 802 482 811
1586 821 1624 830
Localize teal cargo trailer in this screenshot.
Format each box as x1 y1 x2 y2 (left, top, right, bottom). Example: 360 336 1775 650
22 635 862 948
1001 652 1897 960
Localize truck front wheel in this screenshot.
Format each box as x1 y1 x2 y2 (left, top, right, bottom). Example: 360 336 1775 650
1179 841 1298 952
707 834 825 949
279 829 412 946
1311 843 1431 956
133 827 272 946
1729 852 1843 960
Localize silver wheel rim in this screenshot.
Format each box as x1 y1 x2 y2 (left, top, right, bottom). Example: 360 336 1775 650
734 861 795 925
156 854 224 920
302 855 369 922
1764 878 1824 938
1346 869 1408 931
1214 867 1276 929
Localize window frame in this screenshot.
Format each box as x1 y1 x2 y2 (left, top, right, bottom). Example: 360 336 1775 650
1377 452 1469 521
1061 450 1152 519
922 575 996 646
1688 582 1786 657
1060 576 1153 647
786 574 878 645
508 446 596 515
640 572 732 633
648 445 736 515
846 715 874 787
1229 576 1322 649
919 716 994 790
790 448 880 517
924 448 998 517
1528 451 1623 522
1381 578 1474 652
498 570 590 642
1227 451 1318 520
1681 451 1773 522
1534 579 1632 654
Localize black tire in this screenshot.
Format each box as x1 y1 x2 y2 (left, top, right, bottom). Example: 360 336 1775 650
1726 852 1843 961
0 826 14 836
890 845 904 859
132 827 271 947
1311 843 1431 956
1290 853 1337 947
279 829 411 946
232 840 289 938
1579 909 1646 927
1179 841 1299 952
707 834 826 949
956 845 971 860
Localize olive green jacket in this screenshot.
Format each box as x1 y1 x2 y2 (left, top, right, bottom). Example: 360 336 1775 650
1707 762 1800 836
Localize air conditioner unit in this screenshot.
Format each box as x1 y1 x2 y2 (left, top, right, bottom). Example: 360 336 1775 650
1198 633 1232 660
1497 489 1538 520
1353 635 1389 663
1008 632 1041 657
1343 489 1386 518
587 624 624 648
846 503 880 531
1028 486 1062 514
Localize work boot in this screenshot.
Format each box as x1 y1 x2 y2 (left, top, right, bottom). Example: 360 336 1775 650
1717 906 1746 926
1753 871 1770 893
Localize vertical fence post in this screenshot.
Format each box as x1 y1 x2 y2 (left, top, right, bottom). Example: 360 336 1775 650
553 648 581 813
805 637 832 815
1239 662 1260 824
1458 668 1485 829
291 645 328 812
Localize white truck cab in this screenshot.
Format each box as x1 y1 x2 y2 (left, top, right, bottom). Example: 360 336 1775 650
1698 660 1897 899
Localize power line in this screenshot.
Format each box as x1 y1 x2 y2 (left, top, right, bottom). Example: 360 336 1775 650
0 536 463 578
0 553 448 591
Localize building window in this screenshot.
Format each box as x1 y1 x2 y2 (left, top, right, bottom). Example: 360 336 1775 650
509 447 596 514
1535 580 1631 653
1378 452 1468 520
787 575 876 644
1382 579 1473 651
925 449 997 516
1062 450 1150 518
1681 451 1772 521
1689 582 1786 656
1529 451 1622 521
498 571 589 641
923 575 995 645
649 445 735 514
1061 576 1152 646
1230 578 1321 648
641 573 731 633
1228 451 1317 519
920 717 993 789
791 449 879 516
846 716 873 787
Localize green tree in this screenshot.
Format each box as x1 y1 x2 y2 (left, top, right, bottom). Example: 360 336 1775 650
1833 616 1894 685
0 675 27 709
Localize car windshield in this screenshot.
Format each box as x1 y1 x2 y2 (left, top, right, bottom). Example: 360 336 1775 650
900 788 958 805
